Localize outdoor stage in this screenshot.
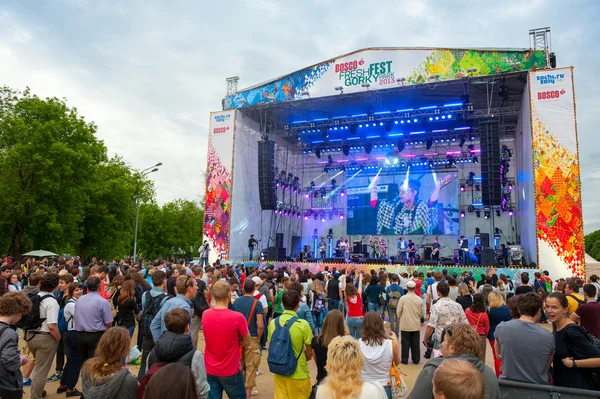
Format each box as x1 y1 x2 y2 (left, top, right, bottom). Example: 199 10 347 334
204 31 585 279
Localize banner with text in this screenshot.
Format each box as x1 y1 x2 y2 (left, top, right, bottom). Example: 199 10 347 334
530 67 584 277
204 110 236 260
225 48 546 109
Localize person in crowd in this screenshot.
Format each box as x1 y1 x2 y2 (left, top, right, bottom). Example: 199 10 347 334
326 271 343 312
397 280 423 365
455 283 472 311
310 279 326 334
56 282 84 397
74 277 114 364
432 358 485 399
49 274 74 384
20 272 44 387
311 309 346 386
273 277 289 318
564 280 585 315
345 271 363 339
533 272 548 294
87 265 111 300
410 323 499 399
81 327 139 399
423 282 467 359
546 292 600 390
232 279 264 398
571 283 600 338
316 336 389 399
486 291 511 377
494 292 554 384
144 308 209 398
114 280 140 337
515 274 534 295
150 275 197 341
364 275 385 314
288 282 316 333
138 270 168 378
359 311 400 398
202 280 249 398
8 273 22 292
143 363 199 399
268 290 314 399
589 275 600 298
24 273 61 399
0 292 32 399
386 274 403 337
464 294 489 362
0 265 11 296
166 266 181 297
445 277 458 301
426 272 443 312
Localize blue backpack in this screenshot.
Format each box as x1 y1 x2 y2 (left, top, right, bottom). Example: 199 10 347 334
58 299 75 333
267 316 303 376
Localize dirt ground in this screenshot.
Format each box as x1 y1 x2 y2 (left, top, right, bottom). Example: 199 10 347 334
23 321 506 399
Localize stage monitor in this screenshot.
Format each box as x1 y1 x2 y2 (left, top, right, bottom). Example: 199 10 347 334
347 172 459 235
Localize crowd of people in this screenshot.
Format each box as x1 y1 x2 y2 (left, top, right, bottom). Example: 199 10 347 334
1 255 600 399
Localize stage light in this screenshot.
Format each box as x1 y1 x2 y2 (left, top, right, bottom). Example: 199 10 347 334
305 194 310 199
475 210 481 218
468 205 475 213
304 214 308 220
459 136 466 147
447 114 452 119
484 210 490 219
413 118 418 123
508 208 514 216
508 183 513 190
429 117 433 121
460 185 465 192
394 120 399 125
329 213 333 220
321 215 326 222
339 214 344 220
314 213 319 220
460 211 465 218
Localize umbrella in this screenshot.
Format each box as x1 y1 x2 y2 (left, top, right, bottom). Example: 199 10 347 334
22 250 58 257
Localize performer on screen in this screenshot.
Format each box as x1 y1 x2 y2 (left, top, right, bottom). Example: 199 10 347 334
248 234 259 260
431 237 441 264
319 237 327 259
375 178 443 235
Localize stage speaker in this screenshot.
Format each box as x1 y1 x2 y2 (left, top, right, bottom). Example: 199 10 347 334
479 120 502 206
266 247 278 260
278 247 286 260
424 247 433 261
480 233 490 249
480 249 497 266
276 233 284 248
258 140 277 210
291 236 302 255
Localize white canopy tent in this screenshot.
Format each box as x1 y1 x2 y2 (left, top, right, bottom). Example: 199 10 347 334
586 254 600 277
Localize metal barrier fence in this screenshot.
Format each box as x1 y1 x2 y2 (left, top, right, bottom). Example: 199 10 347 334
499 379 600 398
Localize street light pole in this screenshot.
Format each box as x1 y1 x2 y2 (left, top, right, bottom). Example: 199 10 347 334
133 163 162 261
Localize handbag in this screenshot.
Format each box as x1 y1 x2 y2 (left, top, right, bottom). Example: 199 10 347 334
390 342 408 398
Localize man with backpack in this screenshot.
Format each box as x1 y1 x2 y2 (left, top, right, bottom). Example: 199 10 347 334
150 275 197 342
232 279 264 398
139 308 210 398
202 280 250 398
191 267 208 350
267 290 313 399
21 273 61 399
138 270 168 378
565 280 586 315
386 274 404 337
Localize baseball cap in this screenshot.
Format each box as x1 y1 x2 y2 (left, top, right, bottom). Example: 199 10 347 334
252 276 262 286
406 281 416 288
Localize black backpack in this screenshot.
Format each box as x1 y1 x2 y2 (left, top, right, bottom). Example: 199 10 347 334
140 292 168 338
16 293 56 334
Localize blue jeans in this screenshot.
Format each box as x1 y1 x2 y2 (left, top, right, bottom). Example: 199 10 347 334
60 331 81 390
200 257 209 268
367 302 380 314
207 371 246 399
312 311 324 334
328 299 342 311
347 317 363 339
384 385 392 399
127 326 135 338
249 248 254 260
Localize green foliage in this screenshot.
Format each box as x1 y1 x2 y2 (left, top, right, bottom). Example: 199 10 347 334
585 230 600 262
0 86 201 260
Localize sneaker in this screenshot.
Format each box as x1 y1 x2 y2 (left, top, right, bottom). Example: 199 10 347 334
23 378 32 387
256 369 264 376
47 372 62 382
66 389 83 397
57 386 68 394
251 390 259 396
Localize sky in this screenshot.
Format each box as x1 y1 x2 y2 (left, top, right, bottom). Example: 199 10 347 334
1 0 600 232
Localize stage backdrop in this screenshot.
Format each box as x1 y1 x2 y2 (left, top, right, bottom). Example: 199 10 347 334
225 48 546 109
203 110 236 261
530 67 584 277
347 171 458 236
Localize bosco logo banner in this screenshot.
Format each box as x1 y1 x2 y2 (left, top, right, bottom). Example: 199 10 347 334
208 110 236 170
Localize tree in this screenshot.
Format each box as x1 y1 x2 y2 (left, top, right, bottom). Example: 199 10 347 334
585 230 600 262
0 86 105 259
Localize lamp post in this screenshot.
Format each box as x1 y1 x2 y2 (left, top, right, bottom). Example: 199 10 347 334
133 162 162 261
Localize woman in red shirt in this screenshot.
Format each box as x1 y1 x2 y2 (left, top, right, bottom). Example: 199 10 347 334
464 293 490 362
345 271 364 339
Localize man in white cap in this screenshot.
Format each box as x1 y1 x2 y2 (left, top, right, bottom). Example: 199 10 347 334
397 280 424 365
251 276 268 314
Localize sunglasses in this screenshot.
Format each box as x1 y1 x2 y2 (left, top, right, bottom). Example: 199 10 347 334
440 326 453 343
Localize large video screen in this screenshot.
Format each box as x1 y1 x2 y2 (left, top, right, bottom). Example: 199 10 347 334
346 172 459 235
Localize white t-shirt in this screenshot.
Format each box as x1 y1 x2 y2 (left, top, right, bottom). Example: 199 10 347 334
316 381 387 399
38 291 59 333
253 290 268 310
64 299 76 331
359 338 394 388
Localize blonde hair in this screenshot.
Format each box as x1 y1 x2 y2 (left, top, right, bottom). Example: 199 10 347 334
445 323 481 358
313 279 324 295
211 280 230 301
457 282 470 296
487 291 504 309
320 336 364 399
433 358 485 399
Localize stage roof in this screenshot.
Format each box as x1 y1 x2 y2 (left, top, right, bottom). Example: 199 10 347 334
225 47 545 110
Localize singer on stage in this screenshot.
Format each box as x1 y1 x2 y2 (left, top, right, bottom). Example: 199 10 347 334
248 234 258 260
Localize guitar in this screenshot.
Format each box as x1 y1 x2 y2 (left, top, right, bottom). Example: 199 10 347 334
319 244 326 253
431 247 440 256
